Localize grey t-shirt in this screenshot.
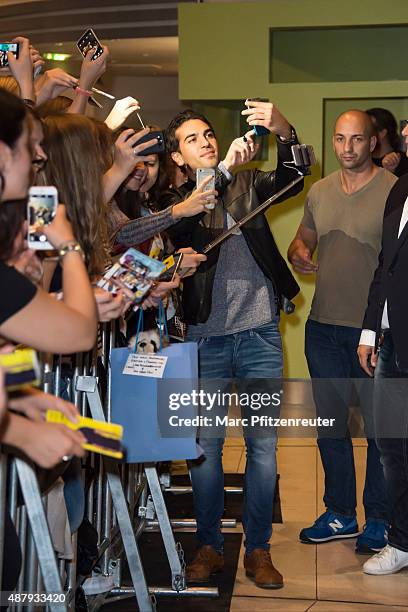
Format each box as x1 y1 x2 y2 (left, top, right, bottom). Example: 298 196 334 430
187 213 276 338
302 168 397 328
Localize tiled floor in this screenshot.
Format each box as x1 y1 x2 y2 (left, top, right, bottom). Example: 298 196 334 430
211 437 408 611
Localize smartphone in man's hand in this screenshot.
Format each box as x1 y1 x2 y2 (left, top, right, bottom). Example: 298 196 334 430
196 168 216 210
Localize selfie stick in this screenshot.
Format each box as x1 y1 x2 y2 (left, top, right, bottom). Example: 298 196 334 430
201 144 315 254
203 173 301 253
177 144 315 281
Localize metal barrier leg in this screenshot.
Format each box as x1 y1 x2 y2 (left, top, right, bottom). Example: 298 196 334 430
14 458 66 612
76 376 154 612
144 465 185 592
142 465 221 599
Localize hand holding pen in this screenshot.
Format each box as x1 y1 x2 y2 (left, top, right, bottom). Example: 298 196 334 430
104 96 141 130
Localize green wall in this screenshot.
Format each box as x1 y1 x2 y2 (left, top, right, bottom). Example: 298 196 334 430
178 0 408 377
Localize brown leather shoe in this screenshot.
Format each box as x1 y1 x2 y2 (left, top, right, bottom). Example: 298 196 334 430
186 545 224 583
244 549 284 589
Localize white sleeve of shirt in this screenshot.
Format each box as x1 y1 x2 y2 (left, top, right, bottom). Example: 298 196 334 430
217 161 233 182
359 329 376 346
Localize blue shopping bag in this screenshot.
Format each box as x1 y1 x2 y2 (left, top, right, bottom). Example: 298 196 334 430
110 307 201 463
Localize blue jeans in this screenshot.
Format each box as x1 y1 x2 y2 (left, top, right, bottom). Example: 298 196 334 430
188 320 282 555
305 319 389 522
375 332 408 551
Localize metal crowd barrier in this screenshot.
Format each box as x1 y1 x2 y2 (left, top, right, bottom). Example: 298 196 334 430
0 322 218 612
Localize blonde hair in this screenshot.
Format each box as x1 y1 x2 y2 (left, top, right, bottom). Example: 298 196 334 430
0 76 19 96
41 113 108 275
36 95 73 118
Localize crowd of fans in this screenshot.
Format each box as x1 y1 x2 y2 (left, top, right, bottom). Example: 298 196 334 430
0 35 213 598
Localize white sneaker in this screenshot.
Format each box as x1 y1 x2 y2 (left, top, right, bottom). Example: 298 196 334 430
363 544 408 575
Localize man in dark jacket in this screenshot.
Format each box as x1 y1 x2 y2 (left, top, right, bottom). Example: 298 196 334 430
160 101 303 589
358 122 408 574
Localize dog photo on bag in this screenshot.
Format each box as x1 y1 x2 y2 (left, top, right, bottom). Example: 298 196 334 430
126 308 169 353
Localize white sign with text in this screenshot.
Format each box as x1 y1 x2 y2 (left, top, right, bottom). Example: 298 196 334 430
123 353 168 378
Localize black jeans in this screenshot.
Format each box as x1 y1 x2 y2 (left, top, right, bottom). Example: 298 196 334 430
375 331 408 552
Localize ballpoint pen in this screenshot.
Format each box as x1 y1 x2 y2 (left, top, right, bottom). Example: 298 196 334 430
136 112 146 129
73 84 115 100
91 86 115 100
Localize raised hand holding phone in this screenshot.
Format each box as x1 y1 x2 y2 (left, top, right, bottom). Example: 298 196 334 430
5 37 35 102
241 99 292 140
27 186 59 250
244 98 270 136
196 168 216 209
41 204 77 251
0 42 19 69
77 28 104 61
172 176 218 219
77 43 109 90
114 127 158 175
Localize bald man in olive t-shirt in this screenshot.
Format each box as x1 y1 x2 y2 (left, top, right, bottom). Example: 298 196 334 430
288 110 397 555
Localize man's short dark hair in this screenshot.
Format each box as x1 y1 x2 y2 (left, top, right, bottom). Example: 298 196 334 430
165 109 215 154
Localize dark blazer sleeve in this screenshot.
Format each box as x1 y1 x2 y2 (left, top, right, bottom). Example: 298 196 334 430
362 247 384 333
361 173 408 337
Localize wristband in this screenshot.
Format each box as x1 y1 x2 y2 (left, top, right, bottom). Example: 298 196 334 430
75 86 92 98
277 127 297 144
22 98 35 108
58 241 85 261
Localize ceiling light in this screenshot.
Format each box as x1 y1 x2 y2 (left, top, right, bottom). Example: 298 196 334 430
43 53 71 61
